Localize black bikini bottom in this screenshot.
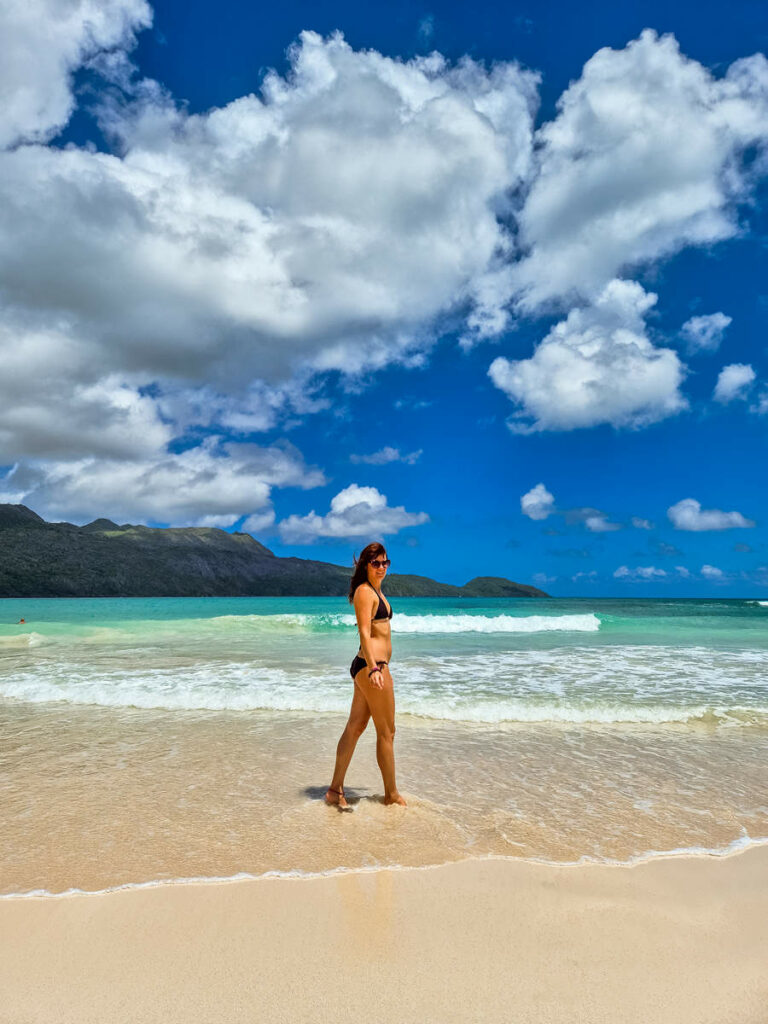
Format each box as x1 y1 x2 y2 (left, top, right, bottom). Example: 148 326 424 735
350 656 388 680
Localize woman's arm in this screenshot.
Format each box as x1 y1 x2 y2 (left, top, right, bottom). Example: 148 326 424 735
353 587 384 688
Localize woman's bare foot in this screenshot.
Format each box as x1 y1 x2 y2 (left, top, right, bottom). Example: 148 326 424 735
383 792 407 806
325 786 350 810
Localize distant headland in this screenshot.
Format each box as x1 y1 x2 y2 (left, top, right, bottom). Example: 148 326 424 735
0 504 549 599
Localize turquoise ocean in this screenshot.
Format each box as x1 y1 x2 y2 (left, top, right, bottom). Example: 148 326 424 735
1 596 767 895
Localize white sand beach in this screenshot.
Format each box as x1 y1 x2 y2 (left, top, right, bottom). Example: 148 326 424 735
2 846 767 1024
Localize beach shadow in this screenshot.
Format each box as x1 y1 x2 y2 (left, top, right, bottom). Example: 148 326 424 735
304 784 367 810
304 786 405 811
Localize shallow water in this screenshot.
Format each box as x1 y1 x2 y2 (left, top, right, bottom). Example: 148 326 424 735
1 596 767 894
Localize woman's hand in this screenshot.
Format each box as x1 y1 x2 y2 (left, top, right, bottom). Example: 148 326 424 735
369 667 384 690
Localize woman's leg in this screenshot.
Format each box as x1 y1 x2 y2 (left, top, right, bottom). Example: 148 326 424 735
326 680 371 806
356 665 407 806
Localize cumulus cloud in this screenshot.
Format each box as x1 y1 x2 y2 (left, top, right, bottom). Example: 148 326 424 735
584 516 619 533
701 564 724 579
521 482 555 520
680 312 732 354
751 389 768 416
0 313 332 523
5 13 768 532
667 497 755 531
0 18 542 525
614 565 667 579
0 438 323 526
0 320 171 461
241 508 277 534
350 446 422 465
0 31 540 392
713 363 756 403
489 280 687 431
559 506 622 532
277 484 429 543
0 0 151 148
582 512 621 533
0 314 333 465
523 485 625 532
510 30 768 310
631 516 654 530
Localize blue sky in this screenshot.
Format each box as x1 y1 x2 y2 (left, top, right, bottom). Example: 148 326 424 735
1 0 767 594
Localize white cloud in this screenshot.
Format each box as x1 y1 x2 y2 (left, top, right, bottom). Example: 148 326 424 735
631 516 654 530
489 280 687 431
510 30 768 310
675 565 691 578
0 438 324 526
667 497 755 531
277 484 428 543
5 15 768 532
241 508 277 534
158 378 331 438
751 388 768 416
0 311 327 463
521 488 624 531
0 20 542 531
532 572 556 585
571 570 597 581
0 0 151 148
713 363 756 403
521 482 555 520
0 25 544 518
194 514 239 528
584 513 621 533
0 315 331 527
680 312 732 354
701 564 724 579
561 505 622 532
350 446 422 465
614 565 667 579
0 31 540 397
0 320 171 460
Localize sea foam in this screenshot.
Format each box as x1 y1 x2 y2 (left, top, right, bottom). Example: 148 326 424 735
309 612 601 633
3 645 767 726
207 611 601 633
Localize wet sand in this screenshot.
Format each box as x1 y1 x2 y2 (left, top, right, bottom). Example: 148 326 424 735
1 846 767 1024
4 702 767 894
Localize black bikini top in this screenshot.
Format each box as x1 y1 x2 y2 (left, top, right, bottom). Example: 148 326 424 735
366 581 393 620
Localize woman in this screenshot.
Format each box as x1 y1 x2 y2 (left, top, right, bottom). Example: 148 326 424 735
325 541 407 810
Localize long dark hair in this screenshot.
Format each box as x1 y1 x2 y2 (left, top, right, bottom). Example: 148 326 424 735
348 541 387 603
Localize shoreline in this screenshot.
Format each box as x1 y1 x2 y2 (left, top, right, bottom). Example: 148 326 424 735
5 702 766 893
3 832 768 901
2 845 767 1024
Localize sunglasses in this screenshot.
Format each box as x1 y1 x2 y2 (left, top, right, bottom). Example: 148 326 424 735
369 559 391 569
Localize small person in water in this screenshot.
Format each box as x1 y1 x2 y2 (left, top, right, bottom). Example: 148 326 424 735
325 542 407 810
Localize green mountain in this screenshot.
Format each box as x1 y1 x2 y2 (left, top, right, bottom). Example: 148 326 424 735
0 504 549 599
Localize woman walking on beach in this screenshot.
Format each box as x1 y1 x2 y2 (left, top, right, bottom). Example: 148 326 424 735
326 542 407 810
